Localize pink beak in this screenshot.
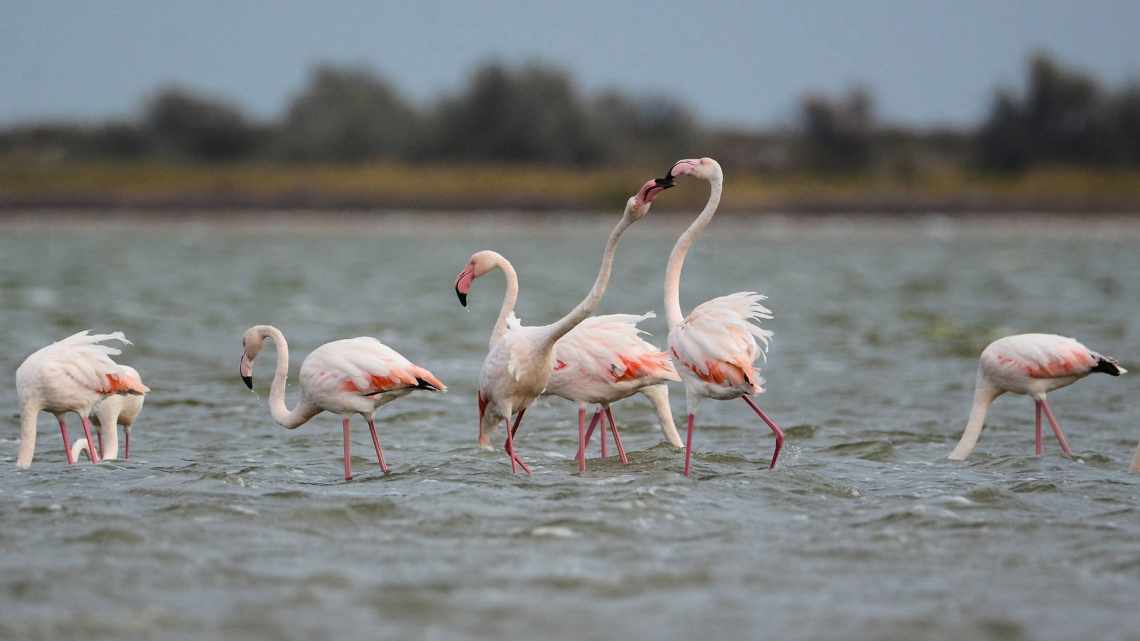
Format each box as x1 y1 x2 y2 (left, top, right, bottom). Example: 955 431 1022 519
669 158 701 178
455 267 475 307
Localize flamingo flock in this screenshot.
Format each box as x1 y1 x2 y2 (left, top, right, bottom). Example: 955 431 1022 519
10 157 1135 478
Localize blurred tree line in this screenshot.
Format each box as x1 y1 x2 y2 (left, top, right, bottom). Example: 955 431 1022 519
1 53 1137 174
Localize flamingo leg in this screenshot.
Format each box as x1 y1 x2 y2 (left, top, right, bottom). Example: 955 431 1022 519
604 407 629 464
366 416 390 474
1039 400 1074 458
599 409 608 458
503 410 531 474
342 417 353 481
577 407 587 473
477 391 489 449
579 409 603 455
124 429 130 460
1035 400 1043 456
79 416 100 464
742 395 784 470
58 417 75 465
683 413 695 477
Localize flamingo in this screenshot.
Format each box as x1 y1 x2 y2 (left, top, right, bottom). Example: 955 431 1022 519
14 331 149 468
70 373 146 462
948 333 1126 460
543 311 683 471
661 157 784 477
239 325 445 480
455 177 670 474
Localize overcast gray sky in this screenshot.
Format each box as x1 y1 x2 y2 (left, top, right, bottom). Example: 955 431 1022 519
3 0 1138 128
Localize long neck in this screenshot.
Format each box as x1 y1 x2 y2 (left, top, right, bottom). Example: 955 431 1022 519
263 326 318 429
16 403 39 468
664 173 723 330
490 254 520 347
642 384 683 448
95 404 120 460
948 372 1001 460
542 213 634 345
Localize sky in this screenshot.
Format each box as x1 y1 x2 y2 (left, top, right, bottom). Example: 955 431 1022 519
2 0 1139 128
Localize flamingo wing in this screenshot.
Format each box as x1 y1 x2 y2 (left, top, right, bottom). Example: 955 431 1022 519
553 312 679 386
669 292 773 392
20 330 148 396
983 333 1103 379
304 337 445 398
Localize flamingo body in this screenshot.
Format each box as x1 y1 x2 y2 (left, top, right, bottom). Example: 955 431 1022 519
15 331 148 468
240 326 444 480
72 370 147 461
949 333 1125 460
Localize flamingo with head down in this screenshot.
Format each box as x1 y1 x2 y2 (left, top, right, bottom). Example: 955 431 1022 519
948 333 1125 460
661 157 784 477
455 177 671 474
69 373 146 462
239 325 445 480
543 311 683 472
15 330 149 468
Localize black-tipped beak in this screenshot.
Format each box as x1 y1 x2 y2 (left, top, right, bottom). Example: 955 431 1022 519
242 375 253 389
456 287 468 307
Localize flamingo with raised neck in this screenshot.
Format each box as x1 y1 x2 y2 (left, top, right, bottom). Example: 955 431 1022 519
454 177 670 473
661 157 785 476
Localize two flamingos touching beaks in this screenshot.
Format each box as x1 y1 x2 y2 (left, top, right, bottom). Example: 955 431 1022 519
12 156 1136 479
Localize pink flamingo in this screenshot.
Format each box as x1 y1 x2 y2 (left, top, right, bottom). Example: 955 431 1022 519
239 325 445 480
15 331 149 468
455 178 670 474
948 333 1125 460
543 311 683 472
662 157 784 476
70 373 146 462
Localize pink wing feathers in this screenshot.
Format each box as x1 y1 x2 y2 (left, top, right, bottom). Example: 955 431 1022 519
551 312 680 388
303 337 444 398
982 333 1103 379
19 330 149 396
669 292 773 392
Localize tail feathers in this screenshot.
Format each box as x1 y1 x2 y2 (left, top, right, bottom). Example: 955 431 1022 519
1090 354 1126 376
412 366 446 391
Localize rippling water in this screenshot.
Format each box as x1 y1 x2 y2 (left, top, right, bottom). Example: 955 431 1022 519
2 213 1139 641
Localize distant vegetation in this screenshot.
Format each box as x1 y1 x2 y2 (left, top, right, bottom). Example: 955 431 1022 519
1 52 1139 212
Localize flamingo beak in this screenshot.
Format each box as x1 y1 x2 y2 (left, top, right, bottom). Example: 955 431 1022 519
455 268 474 307
667 158 701 178
240 354 254 389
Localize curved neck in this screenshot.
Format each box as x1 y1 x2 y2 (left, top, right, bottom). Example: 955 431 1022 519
948 372 1002 460
542 211 635 345
490 254 520 347
262 326 318 429
664 173 723 330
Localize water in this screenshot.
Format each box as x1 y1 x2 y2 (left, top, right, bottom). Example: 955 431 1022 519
2 213 1139 641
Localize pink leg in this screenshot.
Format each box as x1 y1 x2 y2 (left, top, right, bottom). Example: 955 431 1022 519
366 416 390 474
503 410 531 474
683 413 695 477
80 416 100 464
742 395 784 470
58 417 75 465
577 407 587 473
1039 399 1074 458
604 407 629 464
124 429 130 460
579 409 603 455
599 410 608 458
1035 400 1043 456
342 417 353 481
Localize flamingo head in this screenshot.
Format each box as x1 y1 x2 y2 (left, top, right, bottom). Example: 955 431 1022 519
454 250 502 307
239 326 269 389
627 177 674 219
667 157 721 182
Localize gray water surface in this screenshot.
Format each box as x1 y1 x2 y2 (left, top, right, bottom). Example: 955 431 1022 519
2 214 1139 641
